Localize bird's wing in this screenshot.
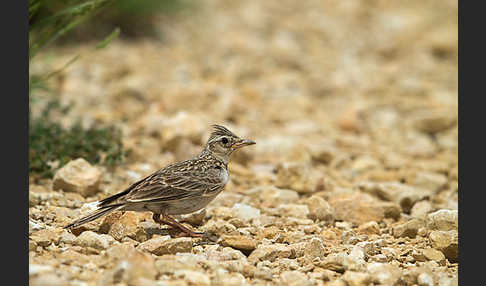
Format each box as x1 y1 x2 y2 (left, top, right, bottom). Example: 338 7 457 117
123 162 224 203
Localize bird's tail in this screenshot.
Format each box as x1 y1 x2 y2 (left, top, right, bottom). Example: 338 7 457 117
64 204 123 229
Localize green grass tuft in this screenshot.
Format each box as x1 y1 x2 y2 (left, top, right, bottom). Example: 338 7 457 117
29 100 129 179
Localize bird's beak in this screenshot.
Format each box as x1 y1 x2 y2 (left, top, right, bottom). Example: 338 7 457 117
232 138 256 150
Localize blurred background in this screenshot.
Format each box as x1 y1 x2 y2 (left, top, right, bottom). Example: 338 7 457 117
29 0 457 203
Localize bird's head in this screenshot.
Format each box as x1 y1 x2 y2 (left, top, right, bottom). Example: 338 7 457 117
204 124 256 164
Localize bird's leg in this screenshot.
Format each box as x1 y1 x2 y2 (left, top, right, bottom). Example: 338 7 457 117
152 213 204 238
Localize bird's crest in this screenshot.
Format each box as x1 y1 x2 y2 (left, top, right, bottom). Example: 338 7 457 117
209 124 238 141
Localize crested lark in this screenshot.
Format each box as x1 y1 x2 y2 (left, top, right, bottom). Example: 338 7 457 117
65 125 255 237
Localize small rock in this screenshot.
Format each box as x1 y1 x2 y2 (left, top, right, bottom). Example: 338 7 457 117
137 236 192 256
98 250 157 285
29 240 37 251
52 158 102 197
426 209 458 231
288 242 307 258
106 212 147 242
305 195 335 222
275 162 319 193
202 219 237 234
341 271 371 286
437 273 458 286
74 231 115 250
30 273 66 286
367 262 402 285
413 109 457 134
422 248 446 263
429 230 458 262
58 230 76 245
155 255 199 274
258 226 280 240
177 208 206 226
29 219 44 234
304 237 326 261
356 241 379 257
29 264 54 276
351 155 380 173
277 204 309 218
358 181 431 214
29 229 61 247
418 272 435 286
231 203 261 222
29 191 63 207
319 252 346 272
411 201 433 219
144 111 207 143
381 247 399 261
105 243 135 260
213 269 247 286
221 235 257 252
307 143 337 164
248 243 294 262
280 271 312 286
407 171 448 193
174 270 210 286
357 221 380 235
343 246 367 271
392 219 425 238
260 186 299 207
328 193 401 224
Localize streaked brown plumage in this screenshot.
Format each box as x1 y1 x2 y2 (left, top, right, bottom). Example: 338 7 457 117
65 124 255 237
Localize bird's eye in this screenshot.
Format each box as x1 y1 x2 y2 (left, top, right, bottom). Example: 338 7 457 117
221 137 229 144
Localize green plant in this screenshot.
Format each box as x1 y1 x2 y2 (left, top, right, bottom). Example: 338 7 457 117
29 0 128 179
29 100 128 178
30 0 190 42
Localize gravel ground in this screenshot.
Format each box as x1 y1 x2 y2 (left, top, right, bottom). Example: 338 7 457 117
29 0 458 285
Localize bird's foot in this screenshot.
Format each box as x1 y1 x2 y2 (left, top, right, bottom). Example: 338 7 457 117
169 228 205 238
153 213 204 238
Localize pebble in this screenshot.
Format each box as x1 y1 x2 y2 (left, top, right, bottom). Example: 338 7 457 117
392 218 425 238
275 162 319 193
74 231 116 250
412 109 457 134
426 209 458 231
277 204 310 219
422 248 446 264
221 235 258 252
358 181 431 213
52 158 102 197
367 262 402 285
280 270 312 286
341 271 371 286
305 195 335 222
174 270 210 286
304 237 326 261
98 250 157 285
418 272 435 286
248 244 294 263
328 193 401 224
260 186 300 207
106 212 148 242
410 201 434 219
429 230 458 262
231 203 261 222
137 236 192 256
30 273 67 286
30 229 61 247
357 221 381 235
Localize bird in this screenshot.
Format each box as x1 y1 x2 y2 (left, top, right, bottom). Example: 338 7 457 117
64 124 256 237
